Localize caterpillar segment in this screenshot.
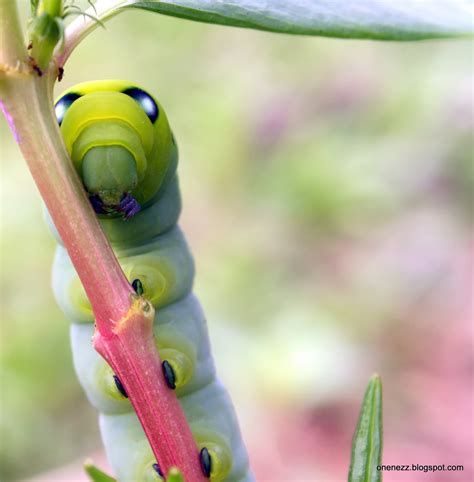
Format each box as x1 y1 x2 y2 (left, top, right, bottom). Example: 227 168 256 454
49 80 254 482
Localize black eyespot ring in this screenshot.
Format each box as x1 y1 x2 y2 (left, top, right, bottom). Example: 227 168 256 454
55 92 82 125
122 87 159 123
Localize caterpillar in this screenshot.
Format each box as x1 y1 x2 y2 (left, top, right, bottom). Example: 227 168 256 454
47 80 253 482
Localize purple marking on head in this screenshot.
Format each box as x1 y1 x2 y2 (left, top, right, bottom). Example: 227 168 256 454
119 193 141 219
152 463 163 478
0 99 20 143
89 194 107 214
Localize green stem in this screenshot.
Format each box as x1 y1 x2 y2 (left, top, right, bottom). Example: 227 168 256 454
56 0 132 67
42 0 63 17
0 0 27 70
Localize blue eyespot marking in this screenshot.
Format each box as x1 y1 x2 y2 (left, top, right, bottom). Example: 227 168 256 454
55 92 82 125
122 88 159 123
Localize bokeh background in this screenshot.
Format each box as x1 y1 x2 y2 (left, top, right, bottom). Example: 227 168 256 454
1 1 472 481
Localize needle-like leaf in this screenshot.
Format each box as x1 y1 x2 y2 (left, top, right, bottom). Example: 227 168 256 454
349 374 383 482
84 460 117 482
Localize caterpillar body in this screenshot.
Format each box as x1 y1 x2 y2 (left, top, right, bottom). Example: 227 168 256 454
48 80 253 482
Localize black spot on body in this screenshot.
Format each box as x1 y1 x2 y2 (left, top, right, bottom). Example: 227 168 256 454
162 360 176 389
132 278 144 295
122 87 159 123
113 375 128 398
200 447 212 478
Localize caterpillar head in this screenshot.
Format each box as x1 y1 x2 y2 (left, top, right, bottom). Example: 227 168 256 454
55 80 177 217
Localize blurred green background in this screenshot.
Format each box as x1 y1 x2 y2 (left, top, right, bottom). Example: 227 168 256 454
1 1 472 480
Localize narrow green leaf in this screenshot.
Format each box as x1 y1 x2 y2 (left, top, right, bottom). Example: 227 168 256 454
166 467 185 482
84 460 117 482
84 461 184 481
348 374 383 482
125 0 473 41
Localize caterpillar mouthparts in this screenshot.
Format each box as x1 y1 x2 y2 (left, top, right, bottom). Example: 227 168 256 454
89 192 141 219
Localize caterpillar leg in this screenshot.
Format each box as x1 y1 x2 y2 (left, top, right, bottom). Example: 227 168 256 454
181 380 252 481
99 379 253 482
52 227 195 324
70 296 253 481
89 192 141 218
70 296 213 414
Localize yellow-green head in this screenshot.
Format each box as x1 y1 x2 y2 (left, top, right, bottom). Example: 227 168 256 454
55 80 177 217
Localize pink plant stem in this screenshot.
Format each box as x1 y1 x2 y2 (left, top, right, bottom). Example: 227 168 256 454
2 75 133 322
0 2 206 477
94 298 206 479
1 75 206 480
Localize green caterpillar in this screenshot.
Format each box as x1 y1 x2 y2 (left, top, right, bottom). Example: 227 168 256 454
47 80 253 481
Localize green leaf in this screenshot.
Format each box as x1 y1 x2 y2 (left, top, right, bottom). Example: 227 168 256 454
84 461 117 482
125 0 473 41
84 461 184 481
348 374 383 482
